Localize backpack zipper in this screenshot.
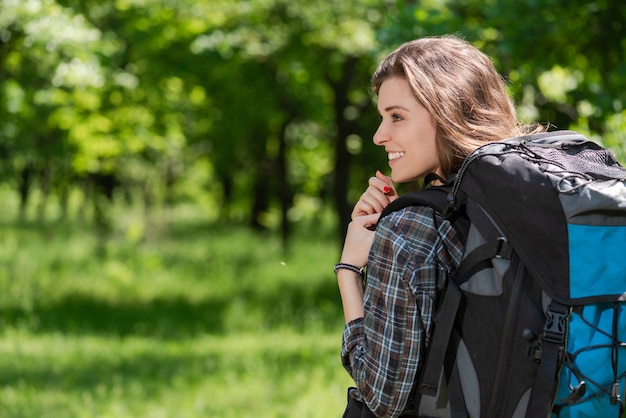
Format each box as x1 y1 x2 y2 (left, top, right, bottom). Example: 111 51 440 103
445 141 521 216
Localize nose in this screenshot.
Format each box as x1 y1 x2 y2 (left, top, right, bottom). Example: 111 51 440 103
373 123 389 146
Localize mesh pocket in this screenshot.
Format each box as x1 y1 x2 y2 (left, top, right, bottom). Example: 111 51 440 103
532 146 626 180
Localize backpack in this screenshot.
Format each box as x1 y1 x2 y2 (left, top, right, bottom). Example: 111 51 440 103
380 130 626 418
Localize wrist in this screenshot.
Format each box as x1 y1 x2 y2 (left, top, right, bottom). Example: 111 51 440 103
335 264 366 323
334 263 366 279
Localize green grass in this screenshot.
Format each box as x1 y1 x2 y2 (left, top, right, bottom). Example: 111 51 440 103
0 330 351 418
0 205 353 417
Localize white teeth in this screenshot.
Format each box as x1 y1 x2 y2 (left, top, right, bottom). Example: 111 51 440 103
388 152 405 161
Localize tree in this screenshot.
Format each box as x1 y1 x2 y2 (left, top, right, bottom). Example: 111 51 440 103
192 0 388 241
379 0 626 158
1 0 625 241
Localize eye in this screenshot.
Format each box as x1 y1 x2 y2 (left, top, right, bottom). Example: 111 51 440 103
391 113 403 122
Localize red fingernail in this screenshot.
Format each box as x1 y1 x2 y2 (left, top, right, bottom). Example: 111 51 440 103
383 186 391 194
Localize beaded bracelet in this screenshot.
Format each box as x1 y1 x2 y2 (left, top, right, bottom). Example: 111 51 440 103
333 263 366 279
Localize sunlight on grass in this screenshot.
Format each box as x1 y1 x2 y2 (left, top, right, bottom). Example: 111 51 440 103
0 329 353 418
0 204 351 418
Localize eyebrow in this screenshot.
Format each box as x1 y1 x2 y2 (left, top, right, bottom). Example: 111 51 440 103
383 105 410 112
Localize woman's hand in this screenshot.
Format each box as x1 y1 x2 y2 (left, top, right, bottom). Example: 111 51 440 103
340 213 381 268
351 171 397 220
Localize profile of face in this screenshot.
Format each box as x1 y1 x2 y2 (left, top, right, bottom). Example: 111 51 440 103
373 77 440 184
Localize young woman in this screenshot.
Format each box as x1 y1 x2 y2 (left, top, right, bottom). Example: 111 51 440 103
336 35 542 418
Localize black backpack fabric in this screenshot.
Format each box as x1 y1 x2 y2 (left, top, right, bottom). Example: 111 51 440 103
379 130 626 418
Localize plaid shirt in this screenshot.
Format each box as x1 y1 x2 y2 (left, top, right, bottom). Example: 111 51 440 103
341 205 464 418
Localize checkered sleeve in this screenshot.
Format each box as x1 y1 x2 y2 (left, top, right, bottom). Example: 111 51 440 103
341 205 462 418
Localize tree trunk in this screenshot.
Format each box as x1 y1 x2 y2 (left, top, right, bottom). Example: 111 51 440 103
277 114 295 251
329 57 360 240
250 162 271 231
37 164 52 221
250 127 271 231
17 163 36 222
219 175 234 221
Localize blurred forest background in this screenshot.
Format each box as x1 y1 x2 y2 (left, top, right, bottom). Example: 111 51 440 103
2 0 626 240
1 0 625 417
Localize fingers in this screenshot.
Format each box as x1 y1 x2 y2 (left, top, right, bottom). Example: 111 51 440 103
375 170 397 197
350 171 397 220
354 212 382 230
352 188 386 217
341 213 381 267
351 194 380 219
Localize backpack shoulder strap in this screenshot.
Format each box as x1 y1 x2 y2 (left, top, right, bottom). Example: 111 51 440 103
379 185 452 222
376 184 471 416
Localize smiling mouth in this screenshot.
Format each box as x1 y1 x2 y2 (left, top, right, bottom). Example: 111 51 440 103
388 151 405 161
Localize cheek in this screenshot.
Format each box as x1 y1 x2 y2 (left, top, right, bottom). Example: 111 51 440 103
409 136 440 171
421 129 439 159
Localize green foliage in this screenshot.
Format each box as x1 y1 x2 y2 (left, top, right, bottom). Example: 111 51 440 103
3 0 624 231
375 1 626 167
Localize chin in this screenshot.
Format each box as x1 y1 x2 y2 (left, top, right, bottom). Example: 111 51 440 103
392 173 421 184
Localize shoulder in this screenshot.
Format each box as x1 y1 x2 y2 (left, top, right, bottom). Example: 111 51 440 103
376 205 462 267
374 206 440 260
377 205 439 239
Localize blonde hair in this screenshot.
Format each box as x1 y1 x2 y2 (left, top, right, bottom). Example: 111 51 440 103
372 35 542 178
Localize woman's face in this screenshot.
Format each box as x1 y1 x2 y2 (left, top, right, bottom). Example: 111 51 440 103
373 77 440 183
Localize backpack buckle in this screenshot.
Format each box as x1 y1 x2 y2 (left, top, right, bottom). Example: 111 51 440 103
543 303 569 344
526 304 569 367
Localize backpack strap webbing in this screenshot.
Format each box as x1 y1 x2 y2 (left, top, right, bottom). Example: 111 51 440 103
455 237 513 285
401 274 466 417
378 185 452 221
418 278 462 396
526 301 569 417
377 185 469 417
